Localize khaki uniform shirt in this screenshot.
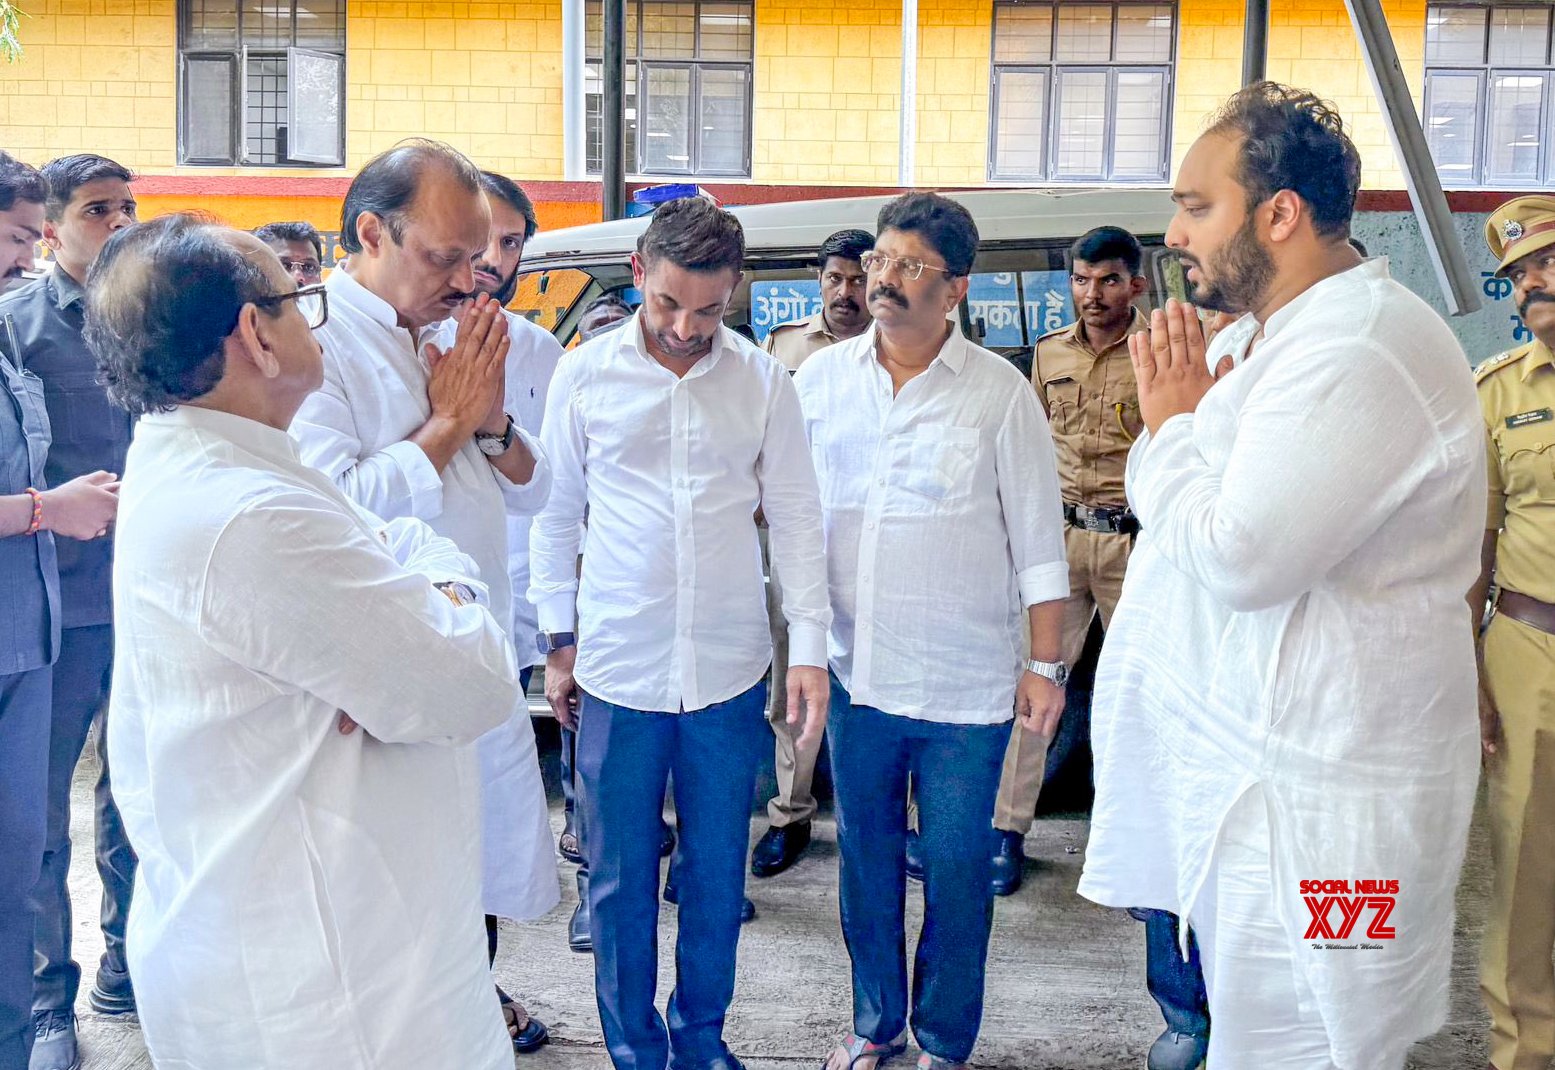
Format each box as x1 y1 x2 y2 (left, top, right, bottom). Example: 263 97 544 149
1031 307 1149 508
764 312 842 372
1479 338 1555 603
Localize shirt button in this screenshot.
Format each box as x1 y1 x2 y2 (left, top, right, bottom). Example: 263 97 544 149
876 478 885 487
677 478 687 488
866 521 876 530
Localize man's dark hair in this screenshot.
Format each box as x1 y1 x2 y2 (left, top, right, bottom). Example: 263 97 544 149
1206 82 1362 241
254 221 324 261
340 139 482 255
1349 236 1368 257
1070 226 1143 276
85 214 281 415
875 193 978 277
636 196 744 275
817 229 874 269
40 154 134 222
0 151 46 212
479 171 539 242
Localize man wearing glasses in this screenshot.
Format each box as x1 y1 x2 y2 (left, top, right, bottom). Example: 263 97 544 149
254 221 326 287
84 213 523 1070
796 193 1068 1070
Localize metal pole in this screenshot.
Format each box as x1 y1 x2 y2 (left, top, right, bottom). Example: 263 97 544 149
601 0 627 221
1342 0 1481 315
1241 0 1268 85
898 0 917 186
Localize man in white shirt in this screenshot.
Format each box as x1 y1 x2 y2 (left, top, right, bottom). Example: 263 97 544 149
530 196 831 1070
83 213 522 1070
794 193 1069 1070
290 141 559 1054
1078 84 1483 1069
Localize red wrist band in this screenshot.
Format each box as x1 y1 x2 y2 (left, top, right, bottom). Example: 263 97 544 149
24 487 42 536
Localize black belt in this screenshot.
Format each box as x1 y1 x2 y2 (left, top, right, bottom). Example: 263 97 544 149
1064 502 1140 536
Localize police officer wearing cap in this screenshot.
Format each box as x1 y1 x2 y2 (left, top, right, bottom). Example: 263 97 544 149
1475 194 1555 1070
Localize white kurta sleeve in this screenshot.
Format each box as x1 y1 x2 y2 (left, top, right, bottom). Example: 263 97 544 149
1129 344 1439 613
528 356 587 634
758 368 832 669
372 514 493 606
291 350 446 522
995 385 1070 607
198 496 520 746
490 426 552 515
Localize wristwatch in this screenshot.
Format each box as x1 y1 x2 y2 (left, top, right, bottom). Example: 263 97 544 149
536 631 577 655
434 581 478 607
475 414 517 456
1026 658 1069 687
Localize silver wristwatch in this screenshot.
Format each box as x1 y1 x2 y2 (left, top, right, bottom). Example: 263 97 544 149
475 414 517 456
1026 658 1069 687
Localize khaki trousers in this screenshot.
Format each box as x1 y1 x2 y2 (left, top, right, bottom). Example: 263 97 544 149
1482 610 1555 1070
992 525 1132 835
762 530 821 828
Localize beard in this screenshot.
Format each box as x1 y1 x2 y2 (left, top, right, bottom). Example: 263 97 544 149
1184 214 1275 314
474 259 520 306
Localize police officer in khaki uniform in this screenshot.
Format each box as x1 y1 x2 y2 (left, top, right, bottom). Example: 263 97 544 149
1475 194 1555 1070
749 228 874 879
991 225 1148 891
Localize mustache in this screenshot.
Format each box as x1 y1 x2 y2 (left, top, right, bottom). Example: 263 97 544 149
829 297 860 312
1521 292 1555 317
869 285 908 309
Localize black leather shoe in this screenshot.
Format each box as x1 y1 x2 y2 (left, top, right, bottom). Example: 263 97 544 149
29 1010 79 1070
660 820 676 858
569 871 593 953
87 973 136 1016
990 829 1025 897
905 829 924 883
662 880 756 923
750 821 811 878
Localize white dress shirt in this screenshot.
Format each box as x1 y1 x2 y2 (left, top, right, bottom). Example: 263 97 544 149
292 267 559 921
108 406 517 1070
793 325 1069 724
1078 260 1484 1067
434 309 564 669
530 313 831 714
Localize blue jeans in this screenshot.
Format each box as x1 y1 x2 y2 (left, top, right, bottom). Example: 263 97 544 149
1 666 50 1068
827 676 1010 1064
576 681 768 1070
1131 908 1210 1038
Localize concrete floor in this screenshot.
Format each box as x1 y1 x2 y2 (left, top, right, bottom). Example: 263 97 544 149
64 727 1493 1070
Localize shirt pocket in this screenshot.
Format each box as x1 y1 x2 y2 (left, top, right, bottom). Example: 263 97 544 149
1043 376 1082 437
887 424 980 505
1495 423 1555 502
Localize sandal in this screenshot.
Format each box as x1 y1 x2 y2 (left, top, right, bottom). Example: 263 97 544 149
822 1029 908 1070
915 1054 968 1070
498 992 550 1054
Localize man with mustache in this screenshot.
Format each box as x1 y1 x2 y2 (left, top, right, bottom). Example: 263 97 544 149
751 227 874 880
531 195 830 1070
291 141 557 1056
1472 194 1555 1070
797 193 1068 1070
1079 83 1482 1068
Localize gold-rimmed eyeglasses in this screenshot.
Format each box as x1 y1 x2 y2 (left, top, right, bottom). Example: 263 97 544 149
254 284 329 330
858 251 957 282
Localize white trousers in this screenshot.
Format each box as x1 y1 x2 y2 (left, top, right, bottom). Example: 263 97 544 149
1193 795 1408 1070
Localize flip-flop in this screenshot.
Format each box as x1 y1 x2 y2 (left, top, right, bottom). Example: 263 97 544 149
822 1029 909 1070
500 994 551 1054
915 1053 968 1069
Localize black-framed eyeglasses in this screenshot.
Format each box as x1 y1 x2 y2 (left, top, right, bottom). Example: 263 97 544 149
858 251 957 282
254 284 328 330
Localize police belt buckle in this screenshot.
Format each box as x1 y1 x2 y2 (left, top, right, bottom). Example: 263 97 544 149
1065 503 1138 535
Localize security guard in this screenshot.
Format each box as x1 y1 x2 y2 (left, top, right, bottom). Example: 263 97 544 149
1476 194 1555 1070
749 228 875 880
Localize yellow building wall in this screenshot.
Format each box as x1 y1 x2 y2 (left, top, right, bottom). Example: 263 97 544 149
914 0 992 186
751 0 902 184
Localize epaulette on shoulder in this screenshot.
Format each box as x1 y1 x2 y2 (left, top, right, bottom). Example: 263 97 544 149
1475 347 1525 385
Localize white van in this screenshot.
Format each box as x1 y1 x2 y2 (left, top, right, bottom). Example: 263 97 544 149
511 188 1187 806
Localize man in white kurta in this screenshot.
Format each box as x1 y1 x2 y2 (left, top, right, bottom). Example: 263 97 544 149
1078 85 1483 1070
85 215 520 1070
290 144 560 948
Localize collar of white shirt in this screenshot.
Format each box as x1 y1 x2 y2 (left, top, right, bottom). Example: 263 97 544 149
618 311 742 379
1261 257 1386 342
853 320 970 376
144 405 302 466
325 264 409 334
